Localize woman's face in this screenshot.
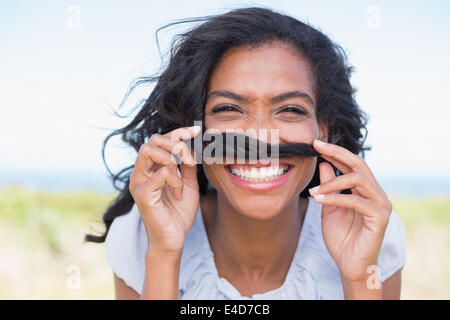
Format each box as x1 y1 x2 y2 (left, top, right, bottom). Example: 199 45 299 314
203 41 327 219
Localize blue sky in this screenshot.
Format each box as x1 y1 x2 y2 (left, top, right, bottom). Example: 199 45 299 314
1 0 449 181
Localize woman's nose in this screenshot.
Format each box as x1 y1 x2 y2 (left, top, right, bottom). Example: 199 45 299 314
244 120 280 144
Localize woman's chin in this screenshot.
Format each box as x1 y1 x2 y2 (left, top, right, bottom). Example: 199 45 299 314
231 201 288 220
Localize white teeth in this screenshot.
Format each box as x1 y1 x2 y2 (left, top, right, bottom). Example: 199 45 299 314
250 168 258 179
229 165 289 181
260 167 267 176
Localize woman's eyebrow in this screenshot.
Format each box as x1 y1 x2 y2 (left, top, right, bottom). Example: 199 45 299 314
206 89 314 107
271 91 314 107
207 90 249 103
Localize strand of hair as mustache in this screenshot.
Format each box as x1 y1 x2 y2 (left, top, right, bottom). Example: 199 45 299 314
169 131 319 165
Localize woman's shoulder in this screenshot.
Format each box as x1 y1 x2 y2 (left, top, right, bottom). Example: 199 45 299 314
104 204 149 294
104 201 209 296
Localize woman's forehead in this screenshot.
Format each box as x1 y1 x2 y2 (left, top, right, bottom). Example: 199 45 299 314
207 43 315 104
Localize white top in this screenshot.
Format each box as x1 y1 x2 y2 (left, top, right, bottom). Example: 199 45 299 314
105 196 407 299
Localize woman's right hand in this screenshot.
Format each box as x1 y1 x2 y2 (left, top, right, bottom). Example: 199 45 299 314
129 125 202 255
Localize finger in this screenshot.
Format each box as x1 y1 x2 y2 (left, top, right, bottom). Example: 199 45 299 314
316 145 390 207
315 162 339 218
148 133 196 166
318 161 337 192
134 165 184 204
313 139 378 184
164 125 202 142
320 154 352 175
312 193 390 227
133 144 179 187
130 126 201 195
309 171 389 208
179 158 198 189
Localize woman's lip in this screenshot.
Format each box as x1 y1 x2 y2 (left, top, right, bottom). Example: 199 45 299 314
225 165 294 192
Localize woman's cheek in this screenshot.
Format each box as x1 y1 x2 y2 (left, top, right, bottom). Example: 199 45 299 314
201 164 222 191
278 122 318 143
303 156 317 178
204 118 244 132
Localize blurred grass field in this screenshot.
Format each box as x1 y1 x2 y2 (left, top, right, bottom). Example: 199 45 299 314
0 185 448 299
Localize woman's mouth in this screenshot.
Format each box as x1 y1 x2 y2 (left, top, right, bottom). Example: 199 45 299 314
227 164 290 181
224 162 294 191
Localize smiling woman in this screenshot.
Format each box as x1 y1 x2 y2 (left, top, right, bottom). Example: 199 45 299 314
86 6 406 300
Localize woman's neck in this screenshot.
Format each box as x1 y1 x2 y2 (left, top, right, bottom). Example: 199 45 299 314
201 191 308 285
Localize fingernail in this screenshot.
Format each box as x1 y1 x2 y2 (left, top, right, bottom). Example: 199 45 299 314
190 125 202 135
309 186 320 195
314 194 325 201
314 139 325 146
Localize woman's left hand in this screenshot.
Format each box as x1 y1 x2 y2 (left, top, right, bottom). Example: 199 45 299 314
308 139 393 286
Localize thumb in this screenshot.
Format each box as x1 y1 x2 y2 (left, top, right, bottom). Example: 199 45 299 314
319 161 336 187
318 161 339 217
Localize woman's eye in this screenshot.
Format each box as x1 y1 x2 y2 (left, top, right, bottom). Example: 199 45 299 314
279 106 307 115
211 105 240 113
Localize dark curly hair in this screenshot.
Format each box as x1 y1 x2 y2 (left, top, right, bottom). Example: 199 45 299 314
85 6 370 243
